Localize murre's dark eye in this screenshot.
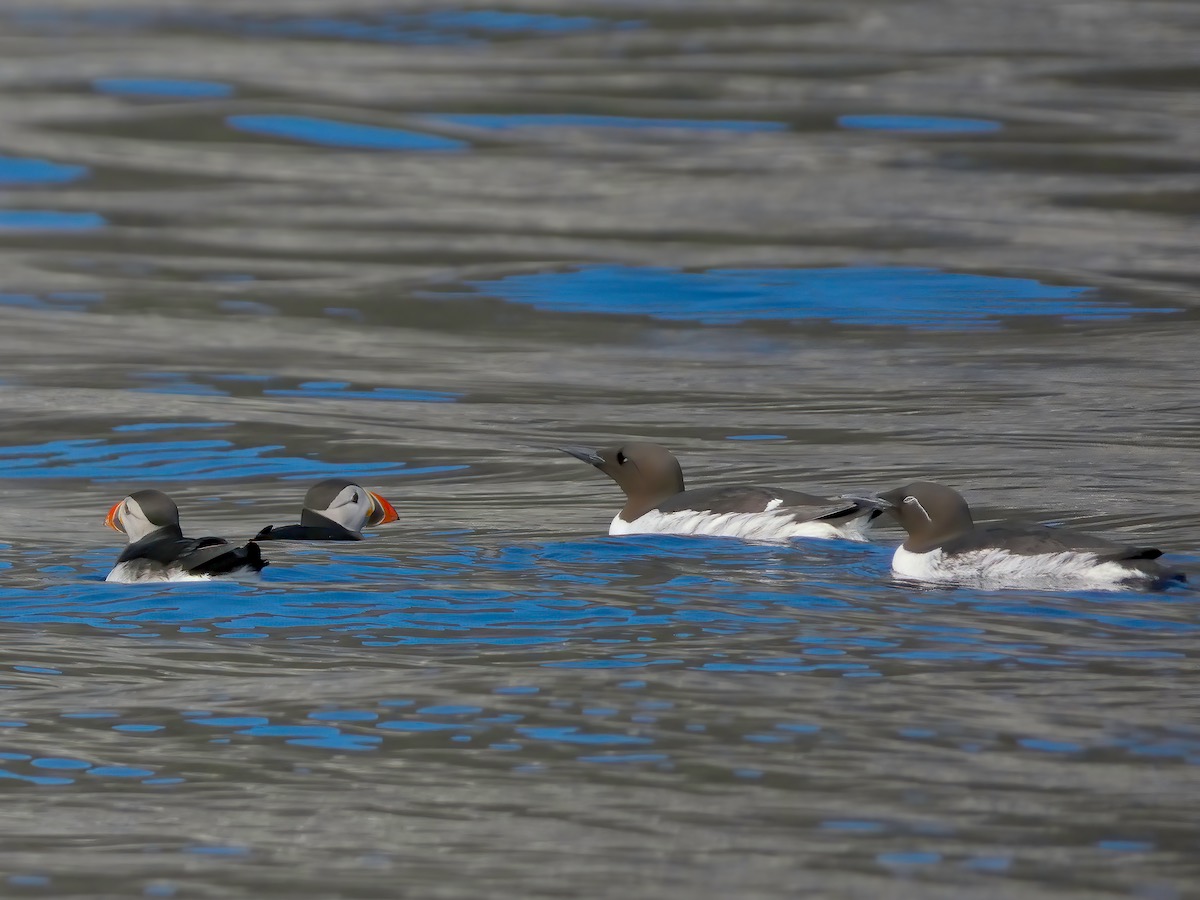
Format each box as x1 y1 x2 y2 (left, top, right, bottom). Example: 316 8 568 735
903 496 918 505
616 451 627 465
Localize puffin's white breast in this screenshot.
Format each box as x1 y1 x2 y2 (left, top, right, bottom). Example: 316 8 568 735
105 562 213 584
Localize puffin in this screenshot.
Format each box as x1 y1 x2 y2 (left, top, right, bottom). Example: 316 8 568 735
560 441 880 542
104 489 267 583
875 480 1187 590
253 478 398 541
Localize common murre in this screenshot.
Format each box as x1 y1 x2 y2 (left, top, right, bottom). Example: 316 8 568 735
560 441 879 542
875 480 1186 590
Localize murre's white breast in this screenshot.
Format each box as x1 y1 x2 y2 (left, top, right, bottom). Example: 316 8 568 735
892 545 1154 591
610 508 870 542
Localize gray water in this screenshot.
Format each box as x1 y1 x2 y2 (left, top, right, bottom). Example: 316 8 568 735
1 2 1199 898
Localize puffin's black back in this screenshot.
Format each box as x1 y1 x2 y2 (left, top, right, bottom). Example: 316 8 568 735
253 509 363 542
187 540 266 576
254 523 362 542
117 530 267 575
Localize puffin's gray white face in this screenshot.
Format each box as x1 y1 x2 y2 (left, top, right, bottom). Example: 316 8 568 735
560 442 687 519
303 479 398 533
876 481 975 548
105 489 180 543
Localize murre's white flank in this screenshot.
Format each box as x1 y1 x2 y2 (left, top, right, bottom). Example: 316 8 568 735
560 442 879 543
609 509 872 542
877 481 1186 591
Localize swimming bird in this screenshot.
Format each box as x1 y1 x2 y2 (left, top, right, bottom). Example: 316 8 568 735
874 480 1186 590
560 441 879 541
253 478 398 541
104 489 267 583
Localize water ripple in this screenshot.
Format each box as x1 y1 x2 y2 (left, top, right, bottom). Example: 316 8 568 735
0 437 454 481
12 9 627 42
94 78 234 99
227 115 468 152
0 156 89 185
469 265 1177 330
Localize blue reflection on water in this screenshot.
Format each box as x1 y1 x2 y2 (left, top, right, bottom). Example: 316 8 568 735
0 155 89 185
469 265 1177 330
515 726 653 746
218 299 278 316
114 422 232 433
0 291 104 312
7 875 52 887
1096 840 1154 852
1 526 1196 787
183 845 249 857
839 114 1003 134
0 749 167 785
3 536 1195 655
93 78 234 99
264 382 459 402
0 210 106 230
12 9 628 43
125 372 461 402
877 851 943 867
419 10 613 34
422 113 786 133
0 436 459 481
227 115 468 151
1018 737 1083 754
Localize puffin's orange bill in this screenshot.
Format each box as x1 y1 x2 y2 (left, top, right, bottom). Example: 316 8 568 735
104 499 125 533
367 490 399 526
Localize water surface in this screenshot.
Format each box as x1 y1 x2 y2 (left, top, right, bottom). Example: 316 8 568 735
1 1 1199 898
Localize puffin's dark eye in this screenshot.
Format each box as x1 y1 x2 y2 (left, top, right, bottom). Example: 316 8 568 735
616 451 627 465
352 492 360 504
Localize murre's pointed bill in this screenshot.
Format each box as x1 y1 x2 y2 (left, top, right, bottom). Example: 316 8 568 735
104 489 268 583
559 441 878 542
559 445 605 466
254 478 399 542
876 480 1186 590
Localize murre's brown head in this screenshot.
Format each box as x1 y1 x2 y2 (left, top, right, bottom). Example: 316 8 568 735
105 489 181 543
560 441 686 521
876 481 974 552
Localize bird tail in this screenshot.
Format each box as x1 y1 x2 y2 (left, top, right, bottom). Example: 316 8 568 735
244 541 268 572
818 498 881 525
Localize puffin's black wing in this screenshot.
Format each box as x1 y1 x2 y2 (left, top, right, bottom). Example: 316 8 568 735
254 524 362 542
118 532 267 575
184 539 267 576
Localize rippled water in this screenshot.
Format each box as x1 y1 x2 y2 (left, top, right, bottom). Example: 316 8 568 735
2 1 1200 897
